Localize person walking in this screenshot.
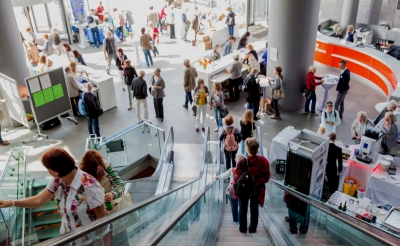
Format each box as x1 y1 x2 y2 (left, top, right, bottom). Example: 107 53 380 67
223 36 236 56
243 44 260 72
123 60 138 110
240 110 255 155
82 83 103 137
140 27 154 67
210 82 225 132
65 66 83 117
131 70 148 122
225 7 235 37
113 8 125 41
188 12 199 46
284 192 311 235
267 66 283 119
304 65 324 116
147 6 158 29
181 8 190 41
219 116 241 170
125 10 134 31
334 60 350 119
228 54 242 101
169 6 176 39
243 68 261 121
148 22 160 57
326 132 343 195
115 48 127 91
27 42 39 67
96 1 105 23
320 101 341 134
50 28 62 55
41 34 54 55
235 138 270 233
149 68 165 122
103 31 118 75
87 10 101 48
183 59 198 110
72 50 87 66
0 148 109 245
193 79 209 132
0 98 9 146
158 5 167 34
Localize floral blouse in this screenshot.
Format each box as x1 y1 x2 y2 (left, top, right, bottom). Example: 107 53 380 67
46 168 106 244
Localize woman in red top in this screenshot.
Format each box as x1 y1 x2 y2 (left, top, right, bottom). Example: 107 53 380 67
148 21 160 57
304 65 324 116
234 138 270 233
96 2 105 22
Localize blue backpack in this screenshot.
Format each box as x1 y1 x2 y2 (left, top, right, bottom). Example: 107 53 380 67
78 92 88 116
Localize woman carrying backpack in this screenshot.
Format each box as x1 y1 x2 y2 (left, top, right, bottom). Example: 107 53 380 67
219 116 241 170
240 110 255 156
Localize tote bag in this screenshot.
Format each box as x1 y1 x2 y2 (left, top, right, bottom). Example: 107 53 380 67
272 87 284 100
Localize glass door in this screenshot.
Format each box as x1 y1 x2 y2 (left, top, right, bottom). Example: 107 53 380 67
27 1 67 35
30 4 51 33
249 0 268 26
47 0 67 35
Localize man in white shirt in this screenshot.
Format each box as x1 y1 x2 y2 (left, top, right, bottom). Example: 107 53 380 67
320 101 341 134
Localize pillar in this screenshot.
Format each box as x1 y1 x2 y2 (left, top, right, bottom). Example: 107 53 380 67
266 0 321 111
340 0 360 30
366 0 383 25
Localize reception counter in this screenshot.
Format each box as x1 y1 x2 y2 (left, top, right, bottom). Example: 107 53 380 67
315 22 400 99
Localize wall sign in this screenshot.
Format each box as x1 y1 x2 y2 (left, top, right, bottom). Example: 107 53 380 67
270 47 278 62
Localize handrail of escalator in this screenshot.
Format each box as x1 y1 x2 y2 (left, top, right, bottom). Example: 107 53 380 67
35 127 212 246
269 179 400 246
256 126 263 157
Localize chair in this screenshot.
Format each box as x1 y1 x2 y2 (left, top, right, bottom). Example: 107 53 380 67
105 139 128 167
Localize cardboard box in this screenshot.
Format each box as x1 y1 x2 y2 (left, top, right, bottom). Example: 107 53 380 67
196 34 210 42
199 41 211 50
259 98 273 112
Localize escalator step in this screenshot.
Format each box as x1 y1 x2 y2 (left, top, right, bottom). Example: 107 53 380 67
36 227 60 240
32 177 53 189
32 201 58 213
33 213 61 226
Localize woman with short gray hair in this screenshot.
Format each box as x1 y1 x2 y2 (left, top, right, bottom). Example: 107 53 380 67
373 100 398 125
149 68 165 122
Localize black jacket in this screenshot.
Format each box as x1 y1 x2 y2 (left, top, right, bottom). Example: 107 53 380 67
131 77 148 100
326 143 343 177
124 66 138 86
336 69 350 93
374 108 389 125
237 37 246 50
240 120 255 140
83 92 103 118
115 55 127 70
244 76 260 103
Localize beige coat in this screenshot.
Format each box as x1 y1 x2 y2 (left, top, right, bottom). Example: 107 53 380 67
183 65 197 91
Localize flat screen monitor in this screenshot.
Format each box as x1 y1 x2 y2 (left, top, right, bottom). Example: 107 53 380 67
77 13 84 22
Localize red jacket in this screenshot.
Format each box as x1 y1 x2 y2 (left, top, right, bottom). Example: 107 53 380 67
306 72 323 91
158 8 166 19
234 155 270 207
96 6 104 21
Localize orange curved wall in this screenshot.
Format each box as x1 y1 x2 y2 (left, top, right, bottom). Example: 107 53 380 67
314 40 398 96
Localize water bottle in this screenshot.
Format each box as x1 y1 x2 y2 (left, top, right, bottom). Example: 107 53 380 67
104 192 113 210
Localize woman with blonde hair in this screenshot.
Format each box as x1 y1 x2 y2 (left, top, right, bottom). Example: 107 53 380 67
376 111 398 154
317 126 326 135
38 55 52 73
240 110 256 155
210 82 226 132
243 43 260 72
194 78 209 132
212 44 221 60
69 61 84 83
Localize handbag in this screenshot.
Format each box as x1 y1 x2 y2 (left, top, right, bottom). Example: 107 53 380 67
272 87 284 100
301 83 311 99
379 138 389 154
218 107 229 118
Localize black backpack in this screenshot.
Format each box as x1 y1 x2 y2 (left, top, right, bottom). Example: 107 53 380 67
234 158 255 198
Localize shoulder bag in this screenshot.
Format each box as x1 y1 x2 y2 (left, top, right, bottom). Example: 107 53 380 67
219 107 229 118
272 86 284 100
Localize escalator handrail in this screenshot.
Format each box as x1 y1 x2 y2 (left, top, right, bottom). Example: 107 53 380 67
35 127 211 246
269 179 400 246
256 126 263 157
137 179 219 246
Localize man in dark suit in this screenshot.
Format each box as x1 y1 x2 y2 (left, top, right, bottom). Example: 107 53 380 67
326 132 343 195
334 60 350 119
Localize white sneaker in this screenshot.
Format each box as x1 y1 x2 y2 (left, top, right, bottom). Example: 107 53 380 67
214 128 218 132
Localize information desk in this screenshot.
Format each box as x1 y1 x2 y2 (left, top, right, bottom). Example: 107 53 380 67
45 55 117 112
201 22 239 47
315 19 400 99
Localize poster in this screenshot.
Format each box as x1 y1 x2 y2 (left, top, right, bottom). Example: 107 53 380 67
32 91 45 107
11 83 19 97
43 88 55 103
39 74 52 89
28 78 41 93
270 47 278 62
52 84 64 99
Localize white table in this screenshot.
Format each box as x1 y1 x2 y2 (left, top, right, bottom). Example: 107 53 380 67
317 74 339 111
73 22 90 49
125 36 143 67
365 159 400 207
204 24 239 47
269 127 300 162
375 102 400 116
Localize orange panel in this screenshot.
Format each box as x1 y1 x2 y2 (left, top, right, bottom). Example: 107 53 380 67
370 58 397 89
333 46 372 65
368 73 389 95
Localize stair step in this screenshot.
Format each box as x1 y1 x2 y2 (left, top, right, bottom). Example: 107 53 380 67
32 201 58 213
33 213 61 226
216 243 271 246
36 227 60 240
32 177 53 189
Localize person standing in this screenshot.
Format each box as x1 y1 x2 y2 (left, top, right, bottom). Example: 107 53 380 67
96 1 105 23
125 10 134 31
210 82 225 132
131 70 148 122
83 83 103 137
235 138 270 233
147 6 158 30
41 34 54 55
344 25 357 43
158 5 167 34
243 69 261 121
149 68 165 122
219 116 241 170
193 79 209 132
243 44 260 72
240 110 255 155
228 54 242 101
260 42 268 75
113 8 125 41
304 65 324 116
27 42 39 66
376 112 398 154
320 101 341 134
334 60 350 119
148 22 160 57
284 192 310 235
115 48 127 91
181 8 190 41
237 32 250 50
140 28 153 67
103 31 118 75
87 10 101 48
223 36 236 56
267 66 283 120
169 6 176 39
225 7 235 37
65 66 83 117
123 60 138 110
0 98 9 146
188 12 199 46
183 59 197 110
211 44 221 60
326 132 343 195
72 50 87 66
50 28 62 55
374 100 397 125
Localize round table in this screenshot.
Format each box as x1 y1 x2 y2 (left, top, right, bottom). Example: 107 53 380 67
317 74 339 111
375 102 400 116
125 36 143 67
258 78 272 114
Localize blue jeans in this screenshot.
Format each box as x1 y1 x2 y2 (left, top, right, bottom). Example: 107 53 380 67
117 26 124 40
228 195 239 222
86 117 100 137
238 189 259 233
152 40 159 56
228 25 234 36
224 148 237 170
247 102 259 118
158 19 163 34
304 90 316 114
142 49 153 66
213 108 222 128
184 91 193 107
91 26 101 48
240 139 248 156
